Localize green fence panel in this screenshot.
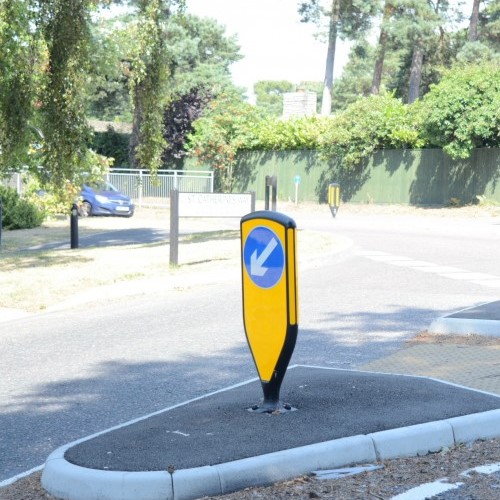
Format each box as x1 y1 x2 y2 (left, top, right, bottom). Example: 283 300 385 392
233 148 500 205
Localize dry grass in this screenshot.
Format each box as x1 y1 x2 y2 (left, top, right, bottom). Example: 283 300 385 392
0 210 236 312
2 201 497 313
0 206 340 313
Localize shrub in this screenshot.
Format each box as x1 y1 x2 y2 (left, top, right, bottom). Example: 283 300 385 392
254 116 330 151
0 185 44 230
416 62 500 159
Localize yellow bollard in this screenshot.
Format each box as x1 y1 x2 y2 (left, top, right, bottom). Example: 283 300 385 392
328 183 340 218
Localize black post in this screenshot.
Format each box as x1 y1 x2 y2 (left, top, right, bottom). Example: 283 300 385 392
169 189 179 266
271 175 277 211
265 176 270 210
250 191 256 212
265 175 277 211
0 197 3 249
70 203 79 249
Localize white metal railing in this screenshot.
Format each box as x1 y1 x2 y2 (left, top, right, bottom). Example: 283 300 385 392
2 170 214 208
107 169 214 208
1 173 23 194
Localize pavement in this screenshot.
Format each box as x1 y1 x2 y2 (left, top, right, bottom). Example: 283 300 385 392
40 304 500 500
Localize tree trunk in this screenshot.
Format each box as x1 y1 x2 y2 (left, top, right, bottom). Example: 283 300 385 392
469 0 481 41
371 3 394 95
371 30 387 95
321 0 340 115
129 84 143 168
408 41 424 104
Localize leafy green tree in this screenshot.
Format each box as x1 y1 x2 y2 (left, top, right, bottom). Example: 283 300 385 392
298 0 379 115
477 0 500 51
160 13 242 163
187 91 264 192
254 80 295 116
416 62 500 158
390 1 447 103
37 0 100 191
0 0 108 205
91 7 241 169
166 13 241 96
0 0 43 173
87 12 136 121
332 41 376 110
161 86 213 163
129 0 186 172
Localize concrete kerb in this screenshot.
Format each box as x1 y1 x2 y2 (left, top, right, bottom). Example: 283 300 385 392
42 445 172 500
428 301 500 337
41 407 500 500
429 317 500 336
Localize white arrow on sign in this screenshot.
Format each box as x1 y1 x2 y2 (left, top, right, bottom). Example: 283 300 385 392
250 237 278 277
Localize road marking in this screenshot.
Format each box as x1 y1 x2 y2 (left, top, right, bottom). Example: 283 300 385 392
391 462 500 499
0 465 44 488
391 479 463 499
461 462 500 476
357 250 500 288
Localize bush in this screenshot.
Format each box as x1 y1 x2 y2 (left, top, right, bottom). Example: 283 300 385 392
92 127 130 168
319 93 424 169
0 185 44 230
416 62 500 159
253 116 330 151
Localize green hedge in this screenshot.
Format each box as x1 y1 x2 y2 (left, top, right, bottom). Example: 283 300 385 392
0 186 44 230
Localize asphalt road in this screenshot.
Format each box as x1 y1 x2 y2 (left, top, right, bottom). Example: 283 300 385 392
2 209 500 482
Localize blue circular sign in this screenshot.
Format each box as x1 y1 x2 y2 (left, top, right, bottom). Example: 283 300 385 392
244 226 285 289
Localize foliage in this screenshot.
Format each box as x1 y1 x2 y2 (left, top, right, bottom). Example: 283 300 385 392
254 80 295 116
415 62 500 159
37 0 98 191
298 0 379 113
86 12 136 121
89 8 241 168
166 13 241 96
162 87 213 163
92 127 131 168
331 41 376 111
253 116 331 151
480 0 500 51
0 185 44 230
319 93 423 169
129 1 174 172
160 13 242 163
187 92 264 191
0 0 43 173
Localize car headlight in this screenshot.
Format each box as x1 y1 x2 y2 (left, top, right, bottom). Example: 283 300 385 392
95 195 109 203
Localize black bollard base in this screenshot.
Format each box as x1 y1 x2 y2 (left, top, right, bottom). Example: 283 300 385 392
247 400 296 415
70 203 79 249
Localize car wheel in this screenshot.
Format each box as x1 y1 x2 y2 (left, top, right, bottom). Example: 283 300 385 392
79 201 92 217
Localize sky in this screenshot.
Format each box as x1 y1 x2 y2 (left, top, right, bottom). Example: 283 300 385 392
185 0 350 102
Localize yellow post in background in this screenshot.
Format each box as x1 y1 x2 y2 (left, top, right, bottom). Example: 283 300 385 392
328 183 341 218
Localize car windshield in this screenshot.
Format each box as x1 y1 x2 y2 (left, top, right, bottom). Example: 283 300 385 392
87 182 119 192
